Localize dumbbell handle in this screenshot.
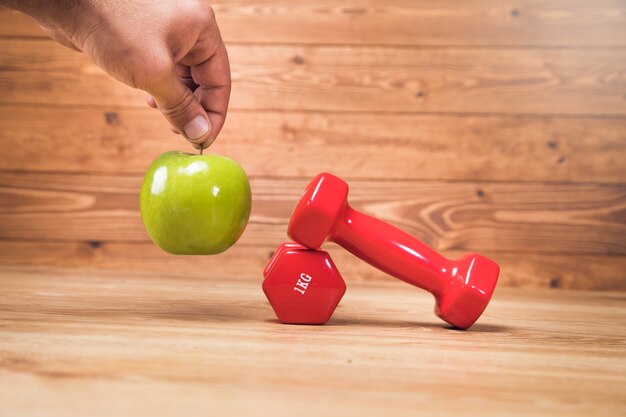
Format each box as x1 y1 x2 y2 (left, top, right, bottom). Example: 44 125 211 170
331 204 451 296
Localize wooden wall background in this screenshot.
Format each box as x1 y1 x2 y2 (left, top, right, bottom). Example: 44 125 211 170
0 1 625 290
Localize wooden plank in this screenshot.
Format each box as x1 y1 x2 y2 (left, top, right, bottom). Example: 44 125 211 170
1 105 625 183
0 172 624 255
0 8 37 37
2 1 626 47
1 40 625 116
0 240 624 290
0 269 625 416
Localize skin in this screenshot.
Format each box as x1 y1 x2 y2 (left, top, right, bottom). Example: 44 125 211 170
140 151 252 255
1 0 230 149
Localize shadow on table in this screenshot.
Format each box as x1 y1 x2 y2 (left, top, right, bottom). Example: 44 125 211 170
139 299 510 333
325 317 510 333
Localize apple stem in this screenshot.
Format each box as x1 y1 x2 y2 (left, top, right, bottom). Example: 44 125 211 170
199 147 203 155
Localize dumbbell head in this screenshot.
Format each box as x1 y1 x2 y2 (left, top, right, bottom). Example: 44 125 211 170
287 172 499 330
262 242 346 325
288 173 348 249
435 254 500 329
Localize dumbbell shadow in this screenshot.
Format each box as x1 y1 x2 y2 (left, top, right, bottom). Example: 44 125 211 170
326 315 509 333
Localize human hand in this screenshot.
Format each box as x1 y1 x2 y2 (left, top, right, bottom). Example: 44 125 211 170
12 0 230 149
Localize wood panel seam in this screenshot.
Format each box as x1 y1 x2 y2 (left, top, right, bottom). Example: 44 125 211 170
4 35 626 50
2 104 625 120
1 168 625 187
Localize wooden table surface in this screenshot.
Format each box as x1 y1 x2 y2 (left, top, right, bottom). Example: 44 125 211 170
1 267 624 417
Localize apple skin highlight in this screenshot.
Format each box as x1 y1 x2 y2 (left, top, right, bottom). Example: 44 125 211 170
140 151 252 255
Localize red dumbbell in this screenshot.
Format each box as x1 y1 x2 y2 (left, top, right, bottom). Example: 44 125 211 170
288 173 499 329
263 242 346 324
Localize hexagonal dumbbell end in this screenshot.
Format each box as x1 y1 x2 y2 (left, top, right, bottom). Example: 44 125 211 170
263 242 346 325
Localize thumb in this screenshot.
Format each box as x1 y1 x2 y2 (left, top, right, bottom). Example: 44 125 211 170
151 79 212 147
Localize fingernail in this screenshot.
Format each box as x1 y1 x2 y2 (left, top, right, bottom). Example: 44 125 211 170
183 115 210 140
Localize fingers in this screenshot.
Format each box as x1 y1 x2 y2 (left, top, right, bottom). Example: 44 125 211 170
194 82 230 147
146 69 196 109
175 65 191 78
175 65 197 91
180 77 198 92
187 43 231 147
148 45 230 148
145 6 231 149
145 93 183 134
150 72 212 146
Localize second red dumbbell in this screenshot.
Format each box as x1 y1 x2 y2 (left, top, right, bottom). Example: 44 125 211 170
263 242 346 324
288 173 499 330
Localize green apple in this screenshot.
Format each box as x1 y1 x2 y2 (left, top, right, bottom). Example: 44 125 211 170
140 151 251 255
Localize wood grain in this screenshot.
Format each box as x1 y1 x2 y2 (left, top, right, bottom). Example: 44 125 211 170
0 172 624 256
1 105 625 183
0 268 624 416
2 1 626 47
0 1 624 294
0 240 624 291
2 40 625 116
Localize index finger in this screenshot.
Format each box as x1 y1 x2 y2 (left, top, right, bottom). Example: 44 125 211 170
180 37 231 147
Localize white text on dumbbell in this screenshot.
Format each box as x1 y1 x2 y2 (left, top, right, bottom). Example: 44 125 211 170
294 273 313 295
